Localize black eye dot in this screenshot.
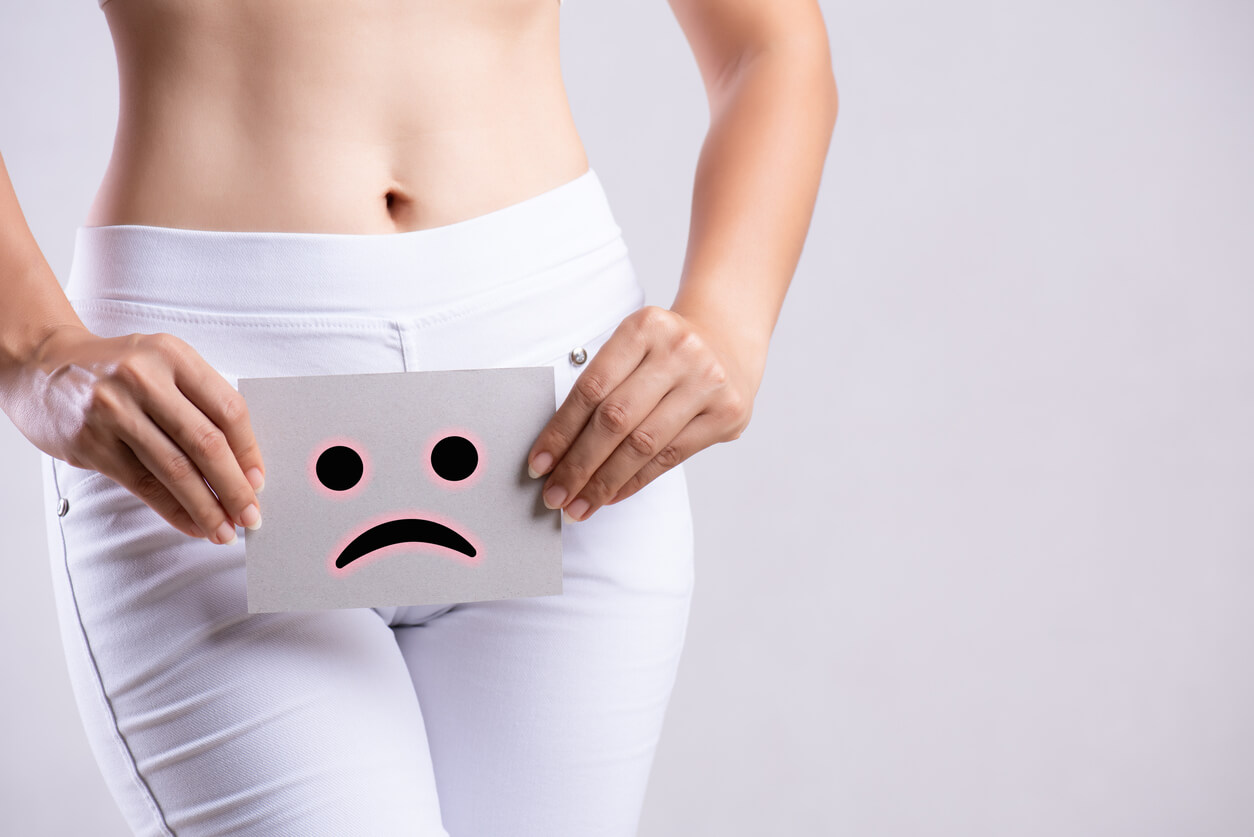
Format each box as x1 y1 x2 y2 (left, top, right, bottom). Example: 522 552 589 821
431 435 478 482
316 445 364 491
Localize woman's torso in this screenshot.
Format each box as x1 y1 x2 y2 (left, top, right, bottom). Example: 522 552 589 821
89 0 587 234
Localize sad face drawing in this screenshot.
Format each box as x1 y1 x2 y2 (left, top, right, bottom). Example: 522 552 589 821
239 367 564 613
308 429 487 575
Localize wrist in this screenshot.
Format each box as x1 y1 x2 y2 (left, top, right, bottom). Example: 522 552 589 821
0 258 85 367
668 300 771 390
0 320 89 405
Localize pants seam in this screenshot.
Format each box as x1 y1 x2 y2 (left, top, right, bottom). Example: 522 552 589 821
393 319 411 371
50 461 178 837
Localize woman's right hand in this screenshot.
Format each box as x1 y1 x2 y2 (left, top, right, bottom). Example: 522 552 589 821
8 324 264 545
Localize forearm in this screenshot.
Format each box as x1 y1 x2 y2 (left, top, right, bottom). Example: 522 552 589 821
0 151 87 403
669 43 838 389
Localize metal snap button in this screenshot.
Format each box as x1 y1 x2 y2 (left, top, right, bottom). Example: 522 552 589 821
569 346 587 365
56 497 69 517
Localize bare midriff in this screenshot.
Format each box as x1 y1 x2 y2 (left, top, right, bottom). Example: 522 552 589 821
89 0 588 234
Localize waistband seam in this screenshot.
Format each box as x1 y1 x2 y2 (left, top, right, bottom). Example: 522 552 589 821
68 299 403 330
399 234 629 328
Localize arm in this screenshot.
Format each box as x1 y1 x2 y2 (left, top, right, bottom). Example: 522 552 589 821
524 0 837 522
0 149 265 545
0 151 87 393
667 0 839 393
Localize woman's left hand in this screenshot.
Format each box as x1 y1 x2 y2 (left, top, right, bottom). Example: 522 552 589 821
526 305 761 523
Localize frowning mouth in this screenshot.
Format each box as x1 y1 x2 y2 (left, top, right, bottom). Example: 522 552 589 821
334 518 477 569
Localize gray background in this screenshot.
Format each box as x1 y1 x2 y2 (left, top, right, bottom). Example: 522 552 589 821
3 1 1252 834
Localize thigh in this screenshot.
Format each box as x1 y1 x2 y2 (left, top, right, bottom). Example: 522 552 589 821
43 453 450 837
394 461 696 837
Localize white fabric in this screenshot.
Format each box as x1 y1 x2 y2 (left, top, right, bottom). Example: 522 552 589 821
43 168 694 835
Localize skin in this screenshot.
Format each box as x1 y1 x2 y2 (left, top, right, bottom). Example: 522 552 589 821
0 0 837 543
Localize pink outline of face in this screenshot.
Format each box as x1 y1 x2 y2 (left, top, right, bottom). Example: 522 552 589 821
422 426 487 492
326 507 484 577
307 435 373 501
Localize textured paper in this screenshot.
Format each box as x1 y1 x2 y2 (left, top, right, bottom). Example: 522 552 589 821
237 367 562 613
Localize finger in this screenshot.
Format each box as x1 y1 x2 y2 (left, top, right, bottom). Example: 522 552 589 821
607 412 722 506
540 350 674 514
112 408 241 546
562 383 705 522
527 324 646 480
167 336 266 493
89 437 206 539
140 377 262 531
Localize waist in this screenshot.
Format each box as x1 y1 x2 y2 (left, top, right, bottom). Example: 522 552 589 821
89 119 586 234
66 167 635 317
66 166 646 374
93 0 576 230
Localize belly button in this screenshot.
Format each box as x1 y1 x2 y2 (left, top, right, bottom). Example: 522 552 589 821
384 188 411 224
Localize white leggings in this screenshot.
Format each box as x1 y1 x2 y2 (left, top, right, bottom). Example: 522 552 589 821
39 169 696 836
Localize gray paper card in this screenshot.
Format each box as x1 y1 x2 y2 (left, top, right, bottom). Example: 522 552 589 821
237 367 562 613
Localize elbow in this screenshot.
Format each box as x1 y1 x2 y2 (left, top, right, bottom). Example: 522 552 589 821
813 63 840 128
827 74 841 127
787 33 839 126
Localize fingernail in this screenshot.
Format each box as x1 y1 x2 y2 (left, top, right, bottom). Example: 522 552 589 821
246 467 265 492
215 520 238 545
239 503 261 530
543 484 567 509
565 497 590 522
528 452 553 479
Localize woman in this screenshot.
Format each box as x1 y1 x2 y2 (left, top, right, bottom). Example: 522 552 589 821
0 0 837 833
